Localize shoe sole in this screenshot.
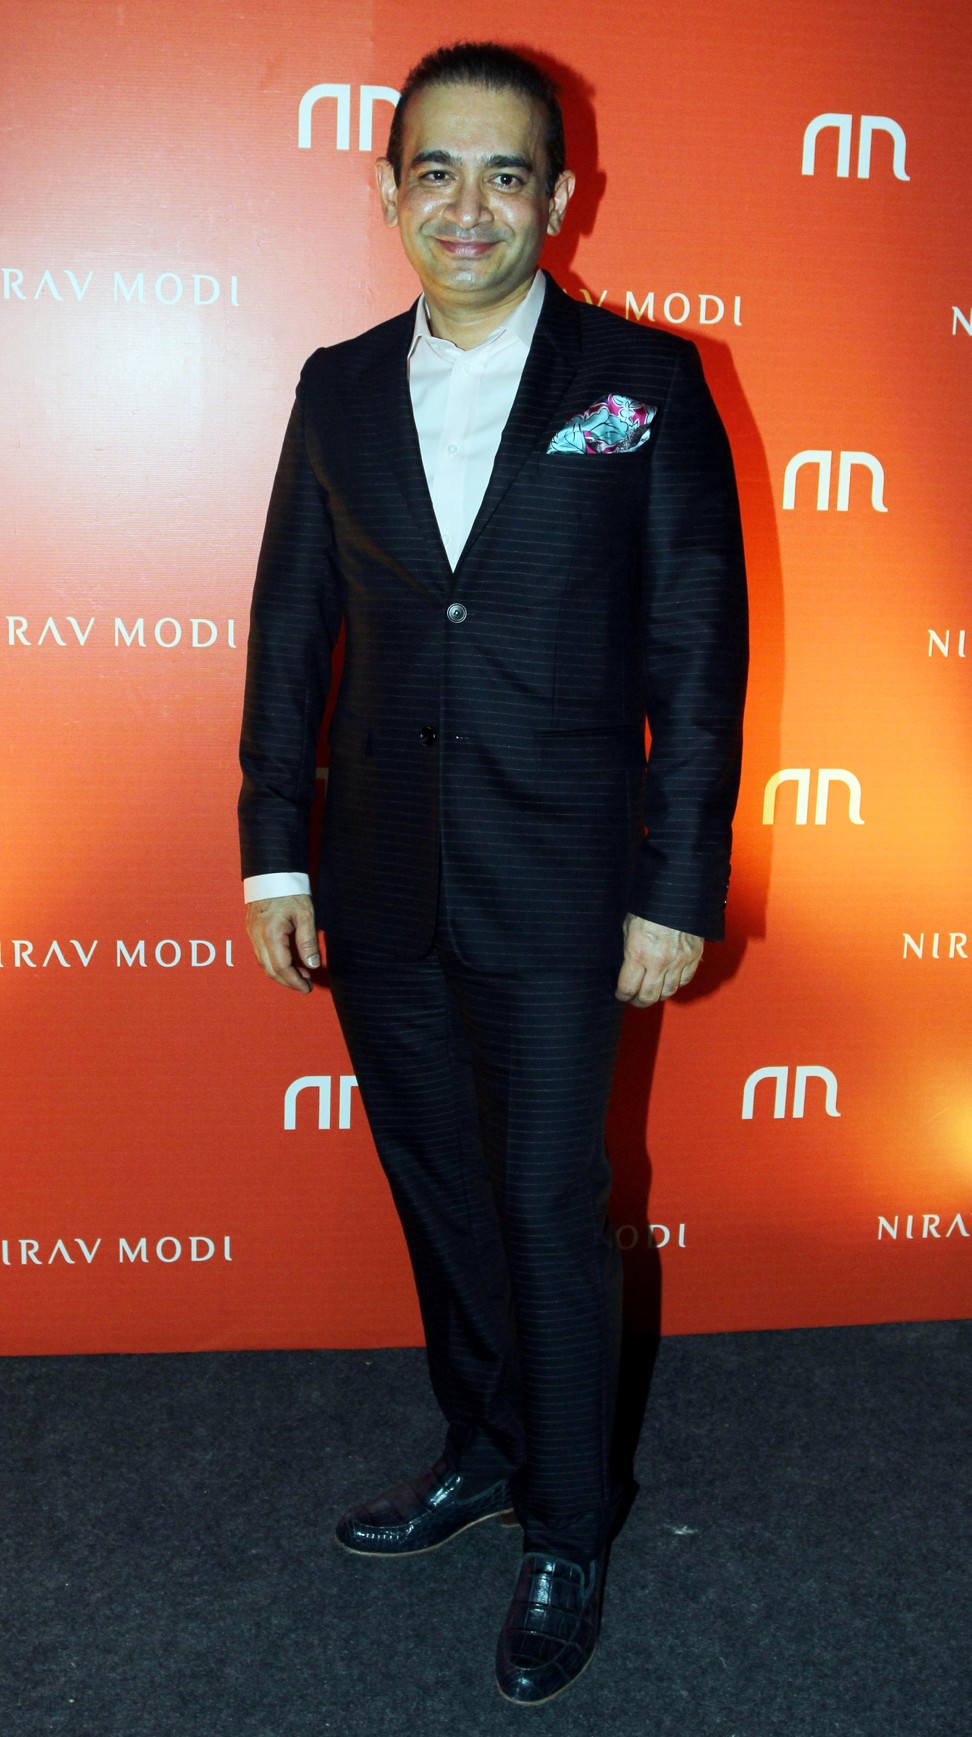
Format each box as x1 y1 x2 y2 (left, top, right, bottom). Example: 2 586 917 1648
334 1506 517 1557
495 1633 599 1707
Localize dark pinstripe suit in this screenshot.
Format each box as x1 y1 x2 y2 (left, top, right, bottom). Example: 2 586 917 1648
239 271 748 1558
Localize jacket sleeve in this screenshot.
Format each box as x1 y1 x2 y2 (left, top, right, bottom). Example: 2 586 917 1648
628 339 749 941
237 362 343 879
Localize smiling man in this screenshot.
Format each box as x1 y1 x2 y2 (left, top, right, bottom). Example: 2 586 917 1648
377 78 565 333
239 41 748 1706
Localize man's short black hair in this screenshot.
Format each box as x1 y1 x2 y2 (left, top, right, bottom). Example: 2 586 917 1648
385 41 565 196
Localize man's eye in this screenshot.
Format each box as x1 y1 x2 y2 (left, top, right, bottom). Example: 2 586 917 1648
494 174 523 189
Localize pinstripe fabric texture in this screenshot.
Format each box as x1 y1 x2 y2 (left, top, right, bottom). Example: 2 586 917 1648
238 272 748 1562
238 270 749 965
327 937 625 1561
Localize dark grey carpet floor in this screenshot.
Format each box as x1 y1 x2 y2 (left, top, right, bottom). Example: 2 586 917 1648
0 1320 968 1736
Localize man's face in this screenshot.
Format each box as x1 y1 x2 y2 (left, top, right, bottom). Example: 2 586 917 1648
375 81 573 308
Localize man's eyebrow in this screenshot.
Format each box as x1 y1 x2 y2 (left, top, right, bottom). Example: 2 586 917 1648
409 149 457 169
483 153 534 173
408 149 536 173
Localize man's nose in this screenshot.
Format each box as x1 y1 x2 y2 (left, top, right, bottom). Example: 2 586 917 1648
445 176 492 231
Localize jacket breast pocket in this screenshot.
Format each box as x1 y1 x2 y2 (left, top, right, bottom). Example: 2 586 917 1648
540 450 646 477
542 445 649 462
535 448 649 535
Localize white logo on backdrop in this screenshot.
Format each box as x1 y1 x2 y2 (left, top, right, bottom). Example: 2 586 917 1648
902 931 968 961
0 1236 233 1265
742 1065 841 1120
801 114 909 180
782 450 887 512
877 1214 969 1241
4 616 237 650
298 83 399 151
579 289 743 328
615 1223 688 1250
1 269 239 306
927 629 966 658
0 939 234 969
283 1075 359 1130
762 769 864 826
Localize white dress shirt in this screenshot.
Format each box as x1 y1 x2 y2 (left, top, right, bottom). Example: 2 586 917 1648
244 269 546 903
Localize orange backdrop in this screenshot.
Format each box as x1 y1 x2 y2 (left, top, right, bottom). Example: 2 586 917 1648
2 0 970 1353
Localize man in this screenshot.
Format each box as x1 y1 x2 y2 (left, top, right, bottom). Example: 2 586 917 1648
239 41 747 1706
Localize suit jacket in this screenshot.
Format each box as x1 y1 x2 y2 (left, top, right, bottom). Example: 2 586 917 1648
238 270 749 969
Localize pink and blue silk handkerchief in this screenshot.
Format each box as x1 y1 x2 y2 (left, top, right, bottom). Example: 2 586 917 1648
546 393 657 456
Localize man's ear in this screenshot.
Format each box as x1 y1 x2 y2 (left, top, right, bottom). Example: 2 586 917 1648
375 158 400 228
546 168 576 237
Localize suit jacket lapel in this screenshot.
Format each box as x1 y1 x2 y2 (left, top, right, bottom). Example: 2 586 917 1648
454 271 582 574
362 306 455 594
353 272 583 591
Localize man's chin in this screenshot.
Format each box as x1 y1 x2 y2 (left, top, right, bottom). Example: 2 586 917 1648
422 249 514 297
443 263 496 289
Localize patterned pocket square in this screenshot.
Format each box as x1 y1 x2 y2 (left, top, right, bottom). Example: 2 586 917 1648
546 393 657 455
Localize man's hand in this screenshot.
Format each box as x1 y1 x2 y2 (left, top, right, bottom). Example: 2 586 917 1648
245 894 321 994
615 915 704 1007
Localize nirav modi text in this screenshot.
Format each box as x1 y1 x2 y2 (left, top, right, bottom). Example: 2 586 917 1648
1 1236 235 1266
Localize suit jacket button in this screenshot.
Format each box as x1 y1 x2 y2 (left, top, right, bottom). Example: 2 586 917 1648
420 724 437 746
446 602 467 623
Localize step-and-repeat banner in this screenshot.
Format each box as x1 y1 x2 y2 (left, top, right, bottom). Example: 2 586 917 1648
2 0 969 1353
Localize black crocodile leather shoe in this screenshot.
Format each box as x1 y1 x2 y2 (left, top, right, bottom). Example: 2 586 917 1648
334 1456 514 1556
495 1549 606 1705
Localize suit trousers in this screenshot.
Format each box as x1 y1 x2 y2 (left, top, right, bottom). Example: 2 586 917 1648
326 922 626 1564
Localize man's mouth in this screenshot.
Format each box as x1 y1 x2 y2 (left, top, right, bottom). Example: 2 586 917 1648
433 238 499 257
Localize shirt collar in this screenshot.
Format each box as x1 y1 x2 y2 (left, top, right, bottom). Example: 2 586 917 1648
408 268 546 363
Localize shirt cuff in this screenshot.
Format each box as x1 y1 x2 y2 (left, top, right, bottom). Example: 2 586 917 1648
243 872 312 903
